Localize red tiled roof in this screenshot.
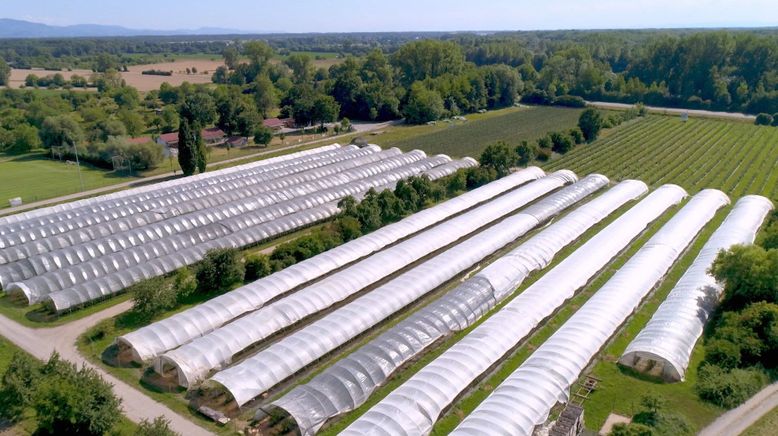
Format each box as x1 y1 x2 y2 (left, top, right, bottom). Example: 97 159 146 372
227 136 248 145
126 136 152 145
263 118 285 128
158 132 178 144
202 127 226 140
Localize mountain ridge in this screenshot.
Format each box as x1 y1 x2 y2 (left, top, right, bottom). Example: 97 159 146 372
0 18 263 38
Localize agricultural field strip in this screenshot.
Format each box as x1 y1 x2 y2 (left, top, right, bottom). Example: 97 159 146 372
646 124 732 183
718 127 770 194
547 117 675 173
690 125 763 192
673 123 749 191
734 129 777 197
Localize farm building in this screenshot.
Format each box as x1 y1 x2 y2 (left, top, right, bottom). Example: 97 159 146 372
226 136 248 147
157 128 226 150
262 117 295 130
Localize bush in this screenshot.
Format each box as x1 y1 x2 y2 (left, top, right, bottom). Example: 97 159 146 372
0 352 41 421
173 268 197 301
465 166 498 189
569 127 584 144
480 141 516 177
696 364 769 409
610 423 653 436
333 216 362 242
253 125 274 146
245 254 272 281
579 108 603 142
196 248 245 294
537 135 552 149
131 276 177 320
553 94 586 107
549 131 574 154
755 113 773 126
705 339 742 370
536 149 551 162
710 245 778 309
515 140 537 166
137 416 178 436
33 353 121 436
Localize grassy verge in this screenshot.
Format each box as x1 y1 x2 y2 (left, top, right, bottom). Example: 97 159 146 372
742 406 778 436
580 208 730 432
0 291 133 328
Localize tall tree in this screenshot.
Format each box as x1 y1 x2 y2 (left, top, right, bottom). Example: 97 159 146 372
578 108 603 142
177 118 197 176
0 57 10 86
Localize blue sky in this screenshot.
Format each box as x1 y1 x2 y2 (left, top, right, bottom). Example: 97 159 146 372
4 0 777 32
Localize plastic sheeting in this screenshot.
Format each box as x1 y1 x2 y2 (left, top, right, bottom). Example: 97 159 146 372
449 189 728 436
205 170 583 406
422 157 478 179
118 167 540 364
620 195 773 381
0 147 409 266
0 146 390 286
276 179 647 436
2 149 418 300
158 170 576 388
43 155 452 312
0 144 342 230
339 184 684 436
0 145 346 243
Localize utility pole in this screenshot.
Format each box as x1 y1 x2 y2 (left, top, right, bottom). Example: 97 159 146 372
70 140 85 192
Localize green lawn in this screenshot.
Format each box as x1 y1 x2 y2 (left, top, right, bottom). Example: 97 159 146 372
742 406 778 436
373 106 583 158
545 115 778 202
0 152 136 206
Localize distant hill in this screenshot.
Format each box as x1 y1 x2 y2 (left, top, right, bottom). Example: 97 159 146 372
0 18 256 38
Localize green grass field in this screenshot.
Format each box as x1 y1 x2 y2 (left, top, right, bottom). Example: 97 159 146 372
743 406 778 436
373 106 583 158
545 115 778 201
0 153 136 206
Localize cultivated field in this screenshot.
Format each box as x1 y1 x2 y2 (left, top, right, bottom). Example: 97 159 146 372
374 106 583 157
546 115 778 201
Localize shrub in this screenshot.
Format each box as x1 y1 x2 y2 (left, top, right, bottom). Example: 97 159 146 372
569 127 584 144
696 364 769 409
553 94 586 107
253 125 274 146
333 216 362 242
705 339 741 370
0 352 41 421
137 416 178 436
465 166 498 189
196 248 245 294
610 423 653 436
515 140 537 166
536 149 551 162
131 276 177 320
173 268 197 301
710 245 778 309
755 113 773 126
550 131 574 154
579 108 603 142
772 113 778 126
33 353 121 436
480 141 517 177
537 135 552 149
244 254 273 282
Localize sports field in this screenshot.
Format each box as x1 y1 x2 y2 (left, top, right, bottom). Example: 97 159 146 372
545 115 778 201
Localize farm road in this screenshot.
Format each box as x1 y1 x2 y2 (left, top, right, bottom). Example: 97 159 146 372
587 101 756 121
699 382 778 436
0 304 213 436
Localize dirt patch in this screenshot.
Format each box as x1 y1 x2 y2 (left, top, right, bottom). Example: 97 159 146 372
600 413 631 435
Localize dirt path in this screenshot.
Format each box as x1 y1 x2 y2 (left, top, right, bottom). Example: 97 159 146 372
699 382 778 436
586 101 756 121
0 121 394 218
0 303 213 436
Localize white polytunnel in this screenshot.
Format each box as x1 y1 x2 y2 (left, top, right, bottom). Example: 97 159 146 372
1 148 419 296
0 146 391 285
449 189 729 436
0 147 412 265
0 144 342 230
7 152 442 303
117 167 540 364
205 170 586 406
43 155 456 312
274 178 647 436
0 144 348 245
339 183 683 436
423 157 478 179
620 195 773 381
156 171 577 388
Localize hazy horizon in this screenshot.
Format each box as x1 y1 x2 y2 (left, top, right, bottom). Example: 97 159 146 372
3 0 777 34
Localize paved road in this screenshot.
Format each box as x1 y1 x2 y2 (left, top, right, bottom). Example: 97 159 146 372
699 382 778 436
0 303 213 436
0 120 395 218
586 101 756 121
